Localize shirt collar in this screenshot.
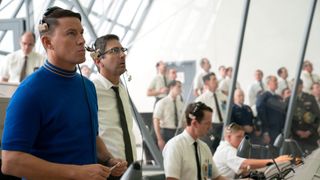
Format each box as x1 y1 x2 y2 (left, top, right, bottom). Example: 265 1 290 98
96 73 119 90
182 130 198 145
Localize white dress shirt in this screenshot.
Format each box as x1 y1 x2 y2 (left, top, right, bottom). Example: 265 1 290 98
195 90 227 123
92 73 137 160
276 78 290 95
213 141 246 179
301 70 320 94
148 74 168 98
247 80 266 107
153 94 184 129
218 76 241 95
163 130 220 180
0 50 45 83
193 69 209 91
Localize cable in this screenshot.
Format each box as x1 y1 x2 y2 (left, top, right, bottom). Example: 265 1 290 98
121 73 145 168
77 64 97 163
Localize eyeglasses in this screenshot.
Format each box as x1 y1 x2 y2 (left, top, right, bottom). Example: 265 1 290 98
100 47 128 56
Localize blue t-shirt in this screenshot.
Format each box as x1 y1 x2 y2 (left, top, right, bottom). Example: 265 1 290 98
2 60 98 165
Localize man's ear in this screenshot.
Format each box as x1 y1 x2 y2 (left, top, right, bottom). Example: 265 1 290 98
191 118 198 127
41 36 53 50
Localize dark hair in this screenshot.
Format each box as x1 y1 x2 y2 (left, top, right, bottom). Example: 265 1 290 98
185 102 212 126
200 58 208 66
202 72 215 83
39 6 81 36
94 34 119 57
277 67 285 76
156 61 166 68
303 60 312 68
168 80 181 89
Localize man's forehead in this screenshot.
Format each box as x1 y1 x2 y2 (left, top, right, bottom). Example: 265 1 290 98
106 40 121 48
56 17 83 28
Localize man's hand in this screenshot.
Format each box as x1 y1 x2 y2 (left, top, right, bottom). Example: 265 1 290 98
76 164 111 180
275 155 293 163
262 133 271 144
157 138 166 151
108 158 127 177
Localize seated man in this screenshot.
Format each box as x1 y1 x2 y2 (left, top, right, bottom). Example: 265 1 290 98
213 123 292 179
162 102 225 180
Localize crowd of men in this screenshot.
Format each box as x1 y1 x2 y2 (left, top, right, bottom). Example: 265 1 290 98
147 58 319 179
0 6 319 179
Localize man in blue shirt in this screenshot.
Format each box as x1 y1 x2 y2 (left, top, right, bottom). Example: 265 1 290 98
1 7 126 180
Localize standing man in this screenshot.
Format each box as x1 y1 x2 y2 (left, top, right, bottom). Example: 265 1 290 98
217 65 227 83
312 82 320 109
256 75 286 144
247 69 265 107
301 60 320 94
2 7 125 180
231 89 254 135
0 32 45 83
219 67 241 96
147 60 168 104
89 34 136 179
162 102 225 180
167 68 177 84
193 57 211 97
276 67 290 95
153 80 184 151
195 72 227 154
290 79 320 153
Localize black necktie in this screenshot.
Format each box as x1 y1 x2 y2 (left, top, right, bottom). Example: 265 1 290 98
259 81 264 91
20 56 28 82
173 99 178 127
285 80 289 89
194 141 202 180
163 76 167 87
309 73 315 84
111 86 133 165
213 93 223 123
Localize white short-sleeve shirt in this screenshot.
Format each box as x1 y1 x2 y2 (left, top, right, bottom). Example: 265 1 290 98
153 95 184 129
247 81 266 107
163 130 220 180
148 74 168 98
92 73 137 161
276 78 290 95
0 50 45 83
195 90 227 123
301 70 320 94
193 69 208 91
213 141 246 179
218 77 241 95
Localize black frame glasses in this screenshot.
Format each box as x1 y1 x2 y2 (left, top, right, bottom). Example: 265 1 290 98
100 47 128 56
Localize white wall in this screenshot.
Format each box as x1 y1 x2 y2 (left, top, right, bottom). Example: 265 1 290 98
125 0 320 112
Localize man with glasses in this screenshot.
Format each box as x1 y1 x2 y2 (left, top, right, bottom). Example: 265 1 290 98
0 32 45 83
213 123 292 179
89 34 136 180
162 102 225 180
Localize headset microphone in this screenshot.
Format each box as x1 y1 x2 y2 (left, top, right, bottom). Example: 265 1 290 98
125 69 132 82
